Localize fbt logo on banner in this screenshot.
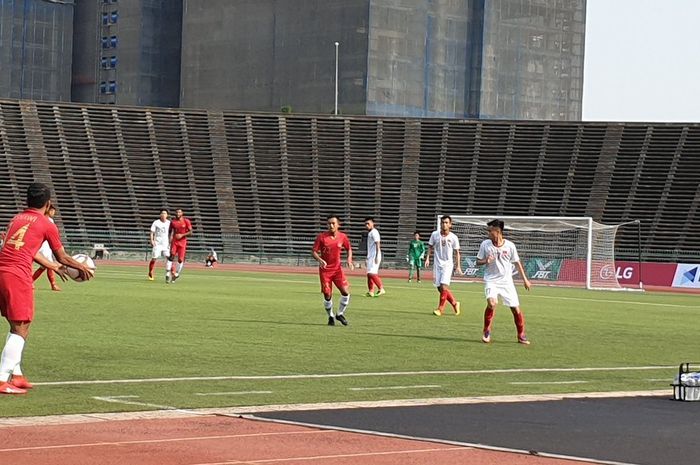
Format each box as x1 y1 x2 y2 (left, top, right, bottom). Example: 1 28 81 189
460 257 483 278
672 264 700 288
525 258 562 281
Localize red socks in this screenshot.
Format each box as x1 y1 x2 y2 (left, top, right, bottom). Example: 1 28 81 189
148 259 156 275
484 306 495 332
32 268 44 282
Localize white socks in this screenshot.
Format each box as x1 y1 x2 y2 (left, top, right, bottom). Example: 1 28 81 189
0 333 25 383
165 260 173 276
338 295 350 315
323 298 334 317
176 262 184 275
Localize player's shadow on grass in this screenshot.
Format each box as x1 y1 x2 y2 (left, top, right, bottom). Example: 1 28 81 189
355 330 468 343
209 317 328 328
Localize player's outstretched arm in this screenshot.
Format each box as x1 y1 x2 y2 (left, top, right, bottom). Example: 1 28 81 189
54 248 95 281
33 253 69 281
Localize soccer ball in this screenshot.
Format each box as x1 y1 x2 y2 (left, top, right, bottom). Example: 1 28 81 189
65 253 96 282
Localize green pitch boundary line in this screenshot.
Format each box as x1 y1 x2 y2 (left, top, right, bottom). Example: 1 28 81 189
31 365 677 386
0 389 670 429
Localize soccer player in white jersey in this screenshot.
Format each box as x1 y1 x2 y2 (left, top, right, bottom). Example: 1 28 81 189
32 206 61 291
147 209 170 281
425 215 462 316
476 219 531 345
364 217 385 297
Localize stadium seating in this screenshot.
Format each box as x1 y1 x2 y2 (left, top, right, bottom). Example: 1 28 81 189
0 98 698 263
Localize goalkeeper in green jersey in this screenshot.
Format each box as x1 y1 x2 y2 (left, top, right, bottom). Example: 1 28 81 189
407 232 426 282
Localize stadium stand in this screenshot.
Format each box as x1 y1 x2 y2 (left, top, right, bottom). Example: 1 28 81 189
0 98 698 264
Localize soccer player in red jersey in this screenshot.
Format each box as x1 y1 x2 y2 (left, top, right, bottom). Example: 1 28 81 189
0 183 94 394
312 215 354 326
166 208 193 284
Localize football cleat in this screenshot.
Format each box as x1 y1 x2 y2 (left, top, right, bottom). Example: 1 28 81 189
10 375 33 389
365 292 374 297
165 274 171 284
147 275 154 281
454 301 461 316
51 284 61 292
336 314 349 326
375 288 386 296
0 382 27 395
171 273 179 283
433 309 442 316
482 330 491 343
518 335 531 345
327 316 335 326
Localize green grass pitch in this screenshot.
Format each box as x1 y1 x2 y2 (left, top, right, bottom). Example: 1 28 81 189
4 264 699 417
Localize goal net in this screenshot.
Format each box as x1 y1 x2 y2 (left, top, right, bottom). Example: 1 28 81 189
446 216 628 290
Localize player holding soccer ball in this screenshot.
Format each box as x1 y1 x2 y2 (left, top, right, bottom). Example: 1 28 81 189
0 183 94 394
476 219 531 345
312 215 354 326
165 209 192 284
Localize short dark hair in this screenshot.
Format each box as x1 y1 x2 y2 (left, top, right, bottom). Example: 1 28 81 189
27 183 51 209
440 215 452 222
326 214 340 221
413 231 420 236
364 217 374 223
160 208 169 214
48 205 56 212
487 219 505 231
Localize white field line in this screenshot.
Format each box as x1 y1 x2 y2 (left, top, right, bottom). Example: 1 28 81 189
97 269 697 308
195 391 273 396
187 447 471 465
509 381 588 385
0 428 332 453
349 385 441 391
33 365 677 387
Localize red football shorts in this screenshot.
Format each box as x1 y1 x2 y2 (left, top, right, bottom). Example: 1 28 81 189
170 242 187 262
319 267 348 295
0 272 34 322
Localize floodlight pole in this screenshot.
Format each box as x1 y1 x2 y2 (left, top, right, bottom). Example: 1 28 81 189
334 41 339 115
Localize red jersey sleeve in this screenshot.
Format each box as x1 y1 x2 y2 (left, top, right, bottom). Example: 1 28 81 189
186 218 192 232
312 234 323 253
342 234 351 252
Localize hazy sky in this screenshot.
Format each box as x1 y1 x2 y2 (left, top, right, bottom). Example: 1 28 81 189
583 0 700 122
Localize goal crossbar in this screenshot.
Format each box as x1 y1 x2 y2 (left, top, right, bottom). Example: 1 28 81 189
441 215 633 290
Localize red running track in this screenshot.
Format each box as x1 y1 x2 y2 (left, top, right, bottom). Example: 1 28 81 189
1 414 590 465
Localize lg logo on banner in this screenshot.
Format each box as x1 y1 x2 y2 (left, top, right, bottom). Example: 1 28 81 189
600 265 634 280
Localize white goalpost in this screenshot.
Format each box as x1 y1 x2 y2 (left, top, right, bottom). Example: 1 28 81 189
444 215 639 291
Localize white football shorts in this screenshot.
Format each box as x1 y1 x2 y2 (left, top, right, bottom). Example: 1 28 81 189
37 242 54 263
152 244 169 259
366 253 381 275
433 263 453 287
485 281 520 307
